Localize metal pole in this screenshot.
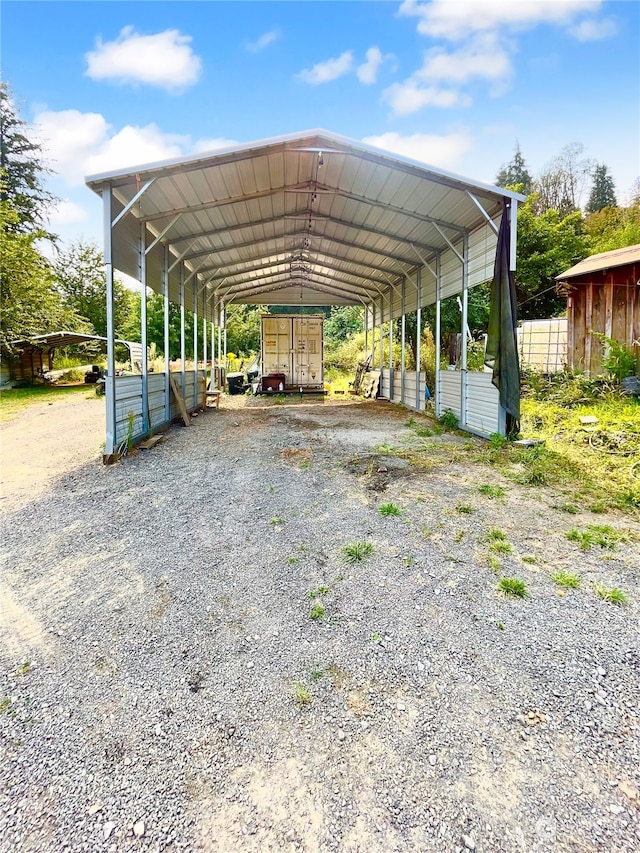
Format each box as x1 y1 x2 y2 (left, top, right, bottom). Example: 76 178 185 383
217 309 222 386
193 276 198 409
140 221 149 435
103 187 116 459
370 302 376 362
461 232 469 428
163 245 170 425
364 305 369 354
435 254 441 417
223 305 227 364
210 320 215 386
416 267 422 411
401 277 406 405
180 262 186 398
378 296 383 370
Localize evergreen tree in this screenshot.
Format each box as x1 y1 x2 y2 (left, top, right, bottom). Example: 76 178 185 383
586 164 617 213
495 143 533 194
0 82 56 234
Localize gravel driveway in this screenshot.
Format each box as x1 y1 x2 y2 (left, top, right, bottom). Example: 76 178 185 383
1 396 638 852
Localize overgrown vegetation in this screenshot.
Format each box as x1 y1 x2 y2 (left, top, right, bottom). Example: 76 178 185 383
498 577 528 599
593 583 629 606
341 541 375 563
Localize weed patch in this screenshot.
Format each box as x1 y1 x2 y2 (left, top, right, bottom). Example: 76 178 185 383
593 583 628 605
379 502 401 517
309 604 326 620
551 570 581 589
292 681 312 706
341 541 375 563
566 524 626 551
478 484 506 499
498 577 528 598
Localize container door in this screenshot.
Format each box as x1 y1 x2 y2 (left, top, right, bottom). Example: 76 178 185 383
292 316 323 386
261 316 292 383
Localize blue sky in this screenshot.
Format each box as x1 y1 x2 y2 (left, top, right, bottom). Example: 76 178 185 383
3 1 639 248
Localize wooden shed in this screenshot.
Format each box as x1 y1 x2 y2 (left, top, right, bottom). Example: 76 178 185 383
556 244 640 376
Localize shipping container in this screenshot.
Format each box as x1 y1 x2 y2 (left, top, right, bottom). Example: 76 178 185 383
261 314 324 389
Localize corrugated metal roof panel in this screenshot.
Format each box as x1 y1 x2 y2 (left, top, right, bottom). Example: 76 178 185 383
556 244 640 279
87 129 523 318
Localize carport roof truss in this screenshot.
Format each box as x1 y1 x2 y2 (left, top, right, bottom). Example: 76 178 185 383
86 129 524 318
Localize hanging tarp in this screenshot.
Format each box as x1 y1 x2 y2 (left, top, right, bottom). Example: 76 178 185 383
485 202 520 434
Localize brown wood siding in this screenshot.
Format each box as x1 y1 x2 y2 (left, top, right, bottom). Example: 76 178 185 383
566 261 640 376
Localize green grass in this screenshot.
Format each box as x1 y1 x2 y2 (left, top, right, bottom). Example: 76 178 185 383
310 667 324 682
478 484 506 499
270 516 284 526
551 570 581 589
488 555 501 573
593 583 628 605
498 577 528 598
309 603 326 620
455 503 474 514
0 384 94 421
292 681 312 706
286 556 298 565
566 524 626 551
487 527 512 554
341 541 375 563
307 585 330 599
379 502 401 517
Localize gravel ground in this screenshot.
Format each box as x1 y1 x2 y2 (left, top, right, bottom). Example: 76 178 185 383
1 395 639 853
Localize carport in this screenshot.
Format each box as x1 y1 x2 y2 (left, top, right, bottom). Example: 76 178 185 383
85 130 525 461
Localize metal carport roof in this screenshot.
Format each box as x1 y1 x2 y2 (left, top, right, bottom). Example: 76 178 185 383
85 129 524 319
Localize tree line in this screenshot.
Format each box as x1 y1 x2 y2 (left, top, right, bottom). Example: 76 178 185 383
2 80 639 360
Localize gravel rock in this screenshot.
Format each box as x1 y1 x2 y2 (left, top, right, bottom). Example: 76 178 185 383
1 397 638 853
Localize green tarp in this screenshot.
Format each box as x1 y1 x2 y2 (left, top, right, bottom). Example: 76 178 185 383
485 202 520 434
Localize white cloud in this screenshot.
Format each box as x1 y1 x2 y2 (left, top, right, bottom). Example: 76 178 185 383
85 26 202 91
569 17 617 41
191 137 240 155
297 51 354 85
383 80 471 115
357 47 384 84
416 34 512 84
33 109 189 186
246 29 280 52
362 131 473 171
398 0 603 41
47 199 89 228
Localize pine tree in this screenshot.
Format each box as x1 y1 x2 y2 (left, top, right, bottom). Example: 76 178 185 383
0 81 56 234
586 164 617 213
495 143 533 194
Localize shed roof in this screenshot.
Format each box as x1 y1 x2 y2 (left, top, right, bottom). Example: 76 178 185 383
556 244 640 280
11 332 131 349
86 129 524 318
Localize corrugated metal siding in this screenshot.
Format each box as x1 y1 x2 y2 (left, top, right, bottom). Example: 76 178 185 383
380 367 392 398
439 371 462 420
114 370 205 447
465 372 501 436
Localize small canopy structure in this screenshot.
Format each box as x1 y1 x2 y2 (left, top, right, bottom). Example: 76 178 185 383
86 129 525 460
8 332 139 382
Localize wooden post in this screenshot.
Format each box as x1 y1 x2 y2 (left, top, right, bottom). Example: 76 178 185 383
585 283 593 377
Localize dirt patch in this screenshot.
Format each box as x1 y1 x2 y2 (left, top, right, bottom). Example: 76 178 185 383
0 390 104 510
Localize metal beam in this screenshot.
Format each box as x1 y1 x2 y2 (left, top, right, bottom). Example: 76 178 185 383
204 255 390 289
171 210 304 246
290 183 467 234
222 271 373 301
433 224 464 264
226 277 365 304
145 214 182 255
112 179 155 228
142 181 316 222
466 192 499 235
220 268 378 299
284 212 440 257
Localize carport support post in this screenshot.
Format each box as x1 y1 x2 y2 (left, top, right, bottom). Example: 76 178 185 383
435 254 441 418
193 276 198 409
217 314 222 384
388 307 394 403
364 306 369 354
416 268 422 411
378 297 383 370
103 187 117 459
210 321 215 383
163 245 170 425
460 232 469 429
139 221 149 435
400 277 406 405
370 303 376 362
202 296 207 387
180 263 186 398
